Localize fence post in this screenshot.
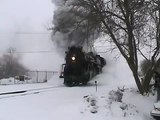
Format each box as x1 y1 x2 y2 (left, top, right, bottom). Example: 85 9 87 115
36 71 38 83
45 71 47 82
26 71 28 84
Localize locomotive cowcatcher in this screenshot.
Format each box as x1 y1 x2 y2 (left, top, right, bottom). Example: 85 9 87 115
59 46 106 86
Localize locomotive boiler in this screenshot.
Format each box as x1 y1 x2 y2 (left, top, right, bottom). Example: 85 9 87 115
60 46 106 86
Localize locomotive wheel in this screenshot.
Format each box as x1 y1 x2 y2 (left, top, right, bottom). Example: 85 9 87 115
66 81 79 87
66 81 74 87
152 116 160 120
64 76 79 87
82 81 87 85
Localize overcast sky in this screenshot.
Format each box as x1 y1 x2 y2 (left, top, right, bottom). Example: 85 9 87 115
0 0 55 32
0 0 64 71
0 0 55 52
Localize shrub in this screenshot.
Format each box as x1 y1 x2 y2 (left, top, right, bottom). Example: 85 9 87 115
140 60 152 76
140 59 160 76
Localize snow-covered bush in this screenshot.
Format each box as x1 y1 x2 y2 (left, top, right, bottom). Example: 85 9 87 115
108 89 123 102
83 95 98 114
107 88 139 117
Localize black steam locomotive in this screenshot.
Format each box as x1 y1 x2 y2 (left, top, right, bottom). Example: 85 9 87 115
60 46 106 86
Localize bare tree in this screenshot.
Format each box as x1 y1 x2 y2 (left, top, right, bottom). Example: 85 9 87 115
141 0 160 92
52 0 160 94
0 48 28 78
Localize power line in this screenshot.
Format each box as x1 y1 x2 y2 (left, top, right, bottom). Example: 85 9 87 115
0 32 51 35
15 32 50 34
0 50 57 54
0 46 109 54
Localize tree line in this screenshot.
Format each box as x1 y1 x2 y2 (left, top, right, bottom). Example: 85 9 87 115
0 49 28 79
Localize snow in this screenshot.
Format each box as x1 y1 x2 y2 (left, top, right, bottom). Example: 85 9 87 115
0 1 158 120
0 54 157 120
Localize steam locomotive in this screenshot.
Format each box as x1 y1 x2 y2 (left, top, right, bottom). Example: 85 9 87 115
60 46 106 86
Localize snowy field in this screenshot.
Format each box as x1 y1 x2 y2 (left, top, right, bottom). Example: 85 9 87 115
0 0 157 120
0 54 156 120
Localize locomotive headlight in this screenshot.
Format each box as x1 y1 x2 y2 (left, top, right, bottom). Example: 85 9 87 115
71 56 76 61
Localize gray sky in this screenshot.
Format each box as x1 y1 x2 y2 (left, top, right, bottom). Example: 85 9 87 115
0 0 64 71
0 0 55 33
0 0 55 52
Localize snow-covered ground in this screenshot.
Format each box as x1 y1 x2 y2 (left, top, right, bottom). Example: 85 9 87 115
0 1 157 119
0 54 156 120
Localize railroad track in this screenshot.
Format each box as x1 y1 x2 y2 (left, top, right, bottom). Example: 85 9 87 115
0 85 64 99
